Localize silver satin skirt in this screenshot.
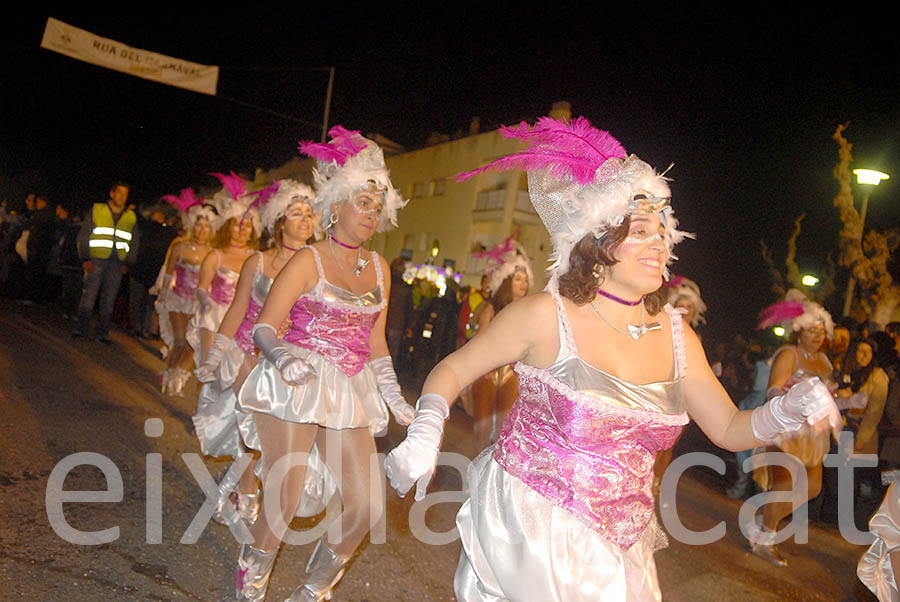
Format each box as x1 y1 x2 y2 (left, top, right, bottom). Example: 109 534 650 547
191 341 250 458
155 293 197 349
454 450 663 602
237 343 388 435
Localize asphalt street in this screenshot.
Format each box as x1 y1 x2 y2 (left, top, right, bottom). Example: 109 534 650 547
0 299 880 601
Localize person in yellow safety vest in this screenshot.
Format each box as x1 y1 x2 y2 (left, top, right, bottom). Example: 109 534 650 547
74 181 140 343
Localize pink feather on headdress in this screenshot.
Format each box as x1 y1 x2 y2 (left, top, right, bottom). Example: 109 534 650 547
664 274 686 288
161 188 202 213
757 300 805 330
209 171 246 201
297 125 367 166
248 181 280 211
456 116 627 184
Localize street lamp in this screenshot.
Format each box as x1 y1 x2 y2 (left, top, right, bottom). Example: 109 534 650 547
801 274 819 287
843 169 890 316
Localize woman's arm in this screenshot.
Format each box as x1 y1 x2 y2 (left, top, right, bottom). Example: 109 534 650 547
196 249 219 293
421 292 555 405
163 239 182 275
682 325 763 452
855 368 890 452
216 253 259 339
767 346 797 392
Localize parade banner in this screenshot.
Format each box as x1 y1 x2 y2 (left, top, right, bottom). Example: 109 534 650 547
40 17 219 96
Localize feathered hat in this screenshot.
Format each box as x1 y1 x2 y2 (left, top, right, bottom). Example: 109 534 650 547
209 171 261 235
457 116 690 282
757 288 834 338
298 125 407 232
160 188 217 231
664 275 707 326
258 179 317 235
474 234 534 296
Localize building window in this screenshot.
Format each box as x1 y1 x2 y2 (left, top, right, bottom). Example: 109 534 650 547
433 178 446 196
475 188 506 211
412 181 431 198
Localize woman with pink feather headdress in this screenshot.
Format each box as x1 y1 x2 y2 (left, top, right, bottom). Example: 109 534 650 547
232 127 414 602
384 116 841 601
190 179 320 529
156 188 217 396
468 233 533 453
744 288 838 567
187 171 261 371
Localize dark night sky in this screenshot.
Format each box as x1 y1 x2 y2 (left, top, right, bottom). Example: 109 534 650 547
2 11 899 344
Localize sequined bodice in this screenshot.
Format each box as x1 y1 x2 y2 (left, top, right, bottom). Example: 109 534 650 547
235 253 273 357
283 246 385 376
172 261 200 300
209 266 240 306
492 291 689 550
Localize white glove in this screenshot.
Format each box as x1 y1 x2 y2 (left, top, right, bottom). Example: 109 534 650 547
196 288 212 314
194 333 232 382
252 323 316 386
370 356 415 425
384 393 449 501
751 377 841 444
158 273 173 304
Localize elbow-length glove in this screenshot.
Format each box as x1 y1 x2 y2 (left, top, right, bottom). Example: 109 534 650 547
252 323 316 386
370 356 415 425
751 377 841 444
194 333 232 383
384 393 449 501
158 273 173 305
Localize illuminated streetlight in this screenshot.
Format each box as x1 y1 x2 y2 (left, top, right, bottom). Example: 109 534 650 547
801 274 819 287
773 326 786 337
844 168 891 316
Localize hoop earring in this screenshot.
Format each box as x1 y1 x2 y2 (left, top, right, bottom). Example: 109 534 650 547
327 213 339 229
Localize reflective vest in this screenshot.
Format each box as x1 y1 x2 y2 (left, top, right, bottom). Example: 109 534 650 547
89 203 136 260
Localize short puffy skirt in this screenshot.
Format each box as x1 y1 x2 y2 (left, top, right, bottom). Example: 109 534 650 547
237 342 389 436
155 293 198 350
454 450 663 602
186 301 229 366
192 340 251 459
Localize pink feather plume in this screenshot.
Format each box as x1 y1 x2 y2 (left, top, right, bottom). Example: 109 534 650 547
210 171 246 201
161 188 202 213
456 116 626 183
297 125 367 166
248 181 280 211
757 300 805 330
664 274 686 287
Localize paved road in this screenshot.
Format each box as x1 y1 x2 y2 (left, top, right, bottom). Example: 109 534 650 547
0 299 879 601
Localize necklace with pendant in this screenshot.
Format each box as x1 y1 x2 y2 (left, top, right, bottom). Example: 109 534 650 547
590 298 661 340
328 235 368 277
800 348 817 361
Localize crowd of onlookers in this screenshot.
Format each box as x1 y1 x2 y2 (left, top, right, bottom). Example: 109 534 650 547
714 319 900 528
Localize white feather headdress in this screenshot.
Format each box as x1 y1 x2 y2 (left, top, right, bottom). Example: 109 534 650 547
259 179 316 234
298 126 407 232
458 117 690 283
209 171 261 235
664 275 707 326
475 236 534 296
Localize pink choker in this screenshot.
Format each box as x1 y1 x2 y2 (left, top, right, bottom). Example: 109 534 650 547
597 288 642 306
329 234 360 250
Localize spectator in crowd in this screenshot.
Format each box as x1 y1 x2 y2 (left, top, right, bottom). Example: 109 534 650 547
23 195 60 304
385 256 413 373
74 181 140 343
57 211 84 318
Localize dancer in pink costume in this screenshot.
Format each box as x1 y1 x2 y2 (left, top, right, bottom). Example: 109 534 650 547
385 117 841 601
233 127 415 602
156 188 215 395
193 180 317 527
188 171 260 368
469 236 533 453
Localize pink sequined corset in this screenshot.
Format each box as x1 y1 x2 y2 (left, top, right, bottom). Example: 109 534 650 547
493 363 689 550
284 297 379 377
234 296 263 356
209 267 239 306
172 262 199 300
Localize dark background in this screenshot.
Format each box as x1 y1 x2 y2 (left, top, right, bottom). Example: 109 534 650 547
2 11 899 344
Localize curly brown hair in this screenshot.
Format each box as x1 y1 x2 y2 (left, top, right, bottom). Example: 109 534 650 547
557 216 664 314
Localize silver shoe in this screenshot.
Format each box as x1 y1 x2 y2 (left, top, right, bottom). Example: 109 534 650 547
285 540 351 601
236 544 277 602
238 492 261 525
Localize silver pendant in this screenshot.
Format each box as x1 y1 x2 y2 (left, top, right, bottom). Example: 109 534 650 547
627 321 661 340
354 258 368 277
